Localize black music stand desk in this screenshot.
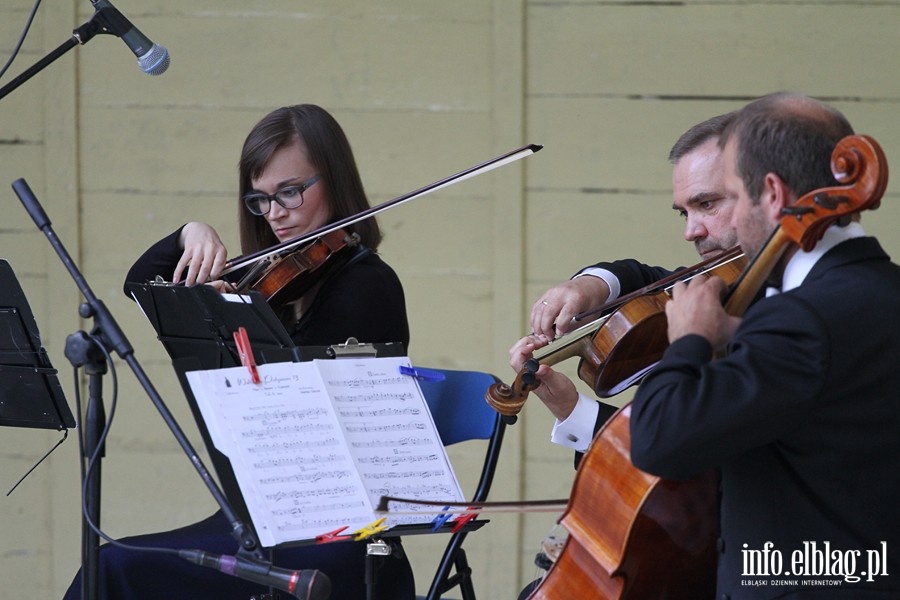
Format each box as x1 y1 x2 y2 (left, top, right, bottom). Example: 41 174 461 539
0 259 74 431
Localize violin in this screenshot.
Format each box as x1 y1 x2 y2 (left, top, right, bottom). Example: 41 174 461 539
519 134 888 599
485 247 747 416
231 228 360 310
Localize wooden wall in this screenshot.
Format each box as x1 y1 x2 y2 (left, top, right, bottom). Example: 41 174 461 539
0 0 898 597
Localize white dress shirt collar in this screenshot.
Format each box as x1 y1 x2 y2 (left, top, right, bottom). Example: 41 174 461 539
779 221 866 292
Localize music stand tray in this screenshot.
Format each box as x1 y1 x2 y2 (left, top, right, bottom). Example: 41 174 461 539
0 260 74 430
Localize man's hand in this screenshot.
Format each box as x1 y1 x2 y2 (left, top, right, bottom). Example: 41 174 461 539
531 276 611 339
509 334 580 421
175 222 229 286
666 276 741 353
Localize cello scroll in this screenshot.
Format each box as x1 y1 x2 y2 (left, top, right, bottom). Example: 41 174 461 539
781 134 887 250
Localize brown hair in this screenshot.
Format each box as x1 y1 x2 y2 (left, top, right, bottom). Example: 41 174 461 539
668 111 737 164
720 92 854 202
236 104 382 254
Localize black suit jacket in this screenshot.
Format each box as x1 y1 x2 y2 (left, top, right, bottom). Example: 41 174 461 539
631 237 900 598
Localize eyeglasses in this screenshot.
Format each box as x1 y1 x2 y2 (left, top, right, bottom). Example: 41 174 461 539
242 174 320 216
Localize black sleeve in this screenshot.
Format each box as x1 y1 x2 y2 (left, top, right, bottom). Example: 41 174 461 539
576 259 675 296
122 226 185 296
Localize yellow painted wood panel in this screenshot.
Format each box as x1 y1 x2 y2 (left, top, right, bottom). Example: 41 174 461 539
528 3 900 97
77 12 493 111
76 108 497 198
527 96 739 190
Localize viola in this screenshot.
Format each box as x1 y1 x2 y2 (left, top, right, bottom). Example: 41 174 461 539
518 134 888 599
485 247 746 416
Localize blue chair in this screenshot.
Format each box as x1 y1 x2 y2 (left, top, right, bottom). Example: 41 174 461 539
416 368 511 600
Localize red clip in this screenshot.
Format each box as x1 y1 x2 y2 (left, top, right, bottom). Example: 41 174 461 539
450 509 478 534
315 526 353 544
233 326 261 384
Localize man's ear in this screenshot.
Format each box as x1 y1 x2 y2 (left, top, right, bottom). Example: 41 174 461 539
760 172 793 223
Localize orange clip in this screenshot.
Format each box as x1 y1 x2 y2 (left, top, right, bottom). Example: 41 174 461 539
315 526 353 544
233 326 261 384
450 509 478 534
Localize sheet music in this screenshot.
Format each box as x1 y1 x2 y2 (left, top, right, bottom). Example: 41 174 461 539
314 359 464 524
186 356 464 547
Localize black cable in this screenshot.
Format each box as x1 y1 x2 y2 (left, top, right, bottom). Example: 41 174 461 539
77 333 177 558
0 0 44 82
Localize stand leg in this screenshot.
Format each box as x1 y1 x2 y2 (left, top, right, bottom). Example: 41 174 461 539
67 331 108 600
366 539 394 600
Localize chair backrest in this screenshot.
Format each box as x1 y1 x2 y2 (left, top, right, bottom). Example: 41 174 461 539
419 369 500 446
414 368 509 599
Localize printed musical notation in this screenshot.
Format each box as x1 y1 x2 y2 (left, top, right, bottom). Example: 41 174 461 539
343 422 426 433
248 437 341 455
186 356 464 547
351 436 430 448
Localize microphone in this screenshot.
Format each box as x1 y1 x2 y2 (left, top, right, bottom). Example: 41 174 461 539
178 549 332 600
90 0 170 75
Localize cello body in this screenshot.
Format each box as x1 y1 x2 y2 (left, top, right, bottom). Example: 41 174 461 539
530 405 717 599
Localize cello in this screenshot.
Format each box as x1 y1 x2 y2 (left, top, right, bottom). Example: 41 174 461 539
514 134 889 599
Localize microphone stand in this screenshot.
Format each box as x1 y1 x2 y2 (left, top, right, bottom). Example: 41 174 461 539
0 3 132 102
11 179 270 599
64 329 109 600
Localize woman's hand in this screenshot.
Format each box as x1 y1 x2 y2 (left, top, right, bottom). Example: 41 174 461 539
174 222 229 286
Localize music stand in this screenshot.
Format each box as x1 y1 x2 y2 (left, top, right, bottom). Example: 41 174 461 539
127 282 438 598
127 282 407 522
0 259 74 431
127 282 301 525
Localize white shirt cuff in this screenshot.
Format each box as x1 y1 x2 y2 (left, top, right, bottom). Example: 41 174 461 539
574 268 621 302
550 393 600 453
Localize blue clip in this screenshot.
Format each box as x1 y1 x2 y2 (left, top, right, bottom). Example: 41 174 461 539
430 506 453 532
399 365 446 382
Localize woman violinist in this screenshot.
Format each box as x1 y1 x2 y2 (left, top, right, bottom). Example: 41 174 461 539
125 103 409 348
63 104 415 600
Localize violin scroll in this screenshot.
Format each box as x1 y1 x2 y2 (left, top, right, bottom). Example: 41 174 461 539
485 359 539 417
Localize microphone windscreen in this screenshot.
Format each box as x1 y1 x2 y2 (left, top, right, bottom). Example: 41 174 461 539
297 569 332 600
138 44 170 75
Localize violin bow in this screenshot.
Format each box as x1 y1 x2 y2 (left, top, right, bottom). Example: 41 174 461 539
376 495 567 516
221 143 543 276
